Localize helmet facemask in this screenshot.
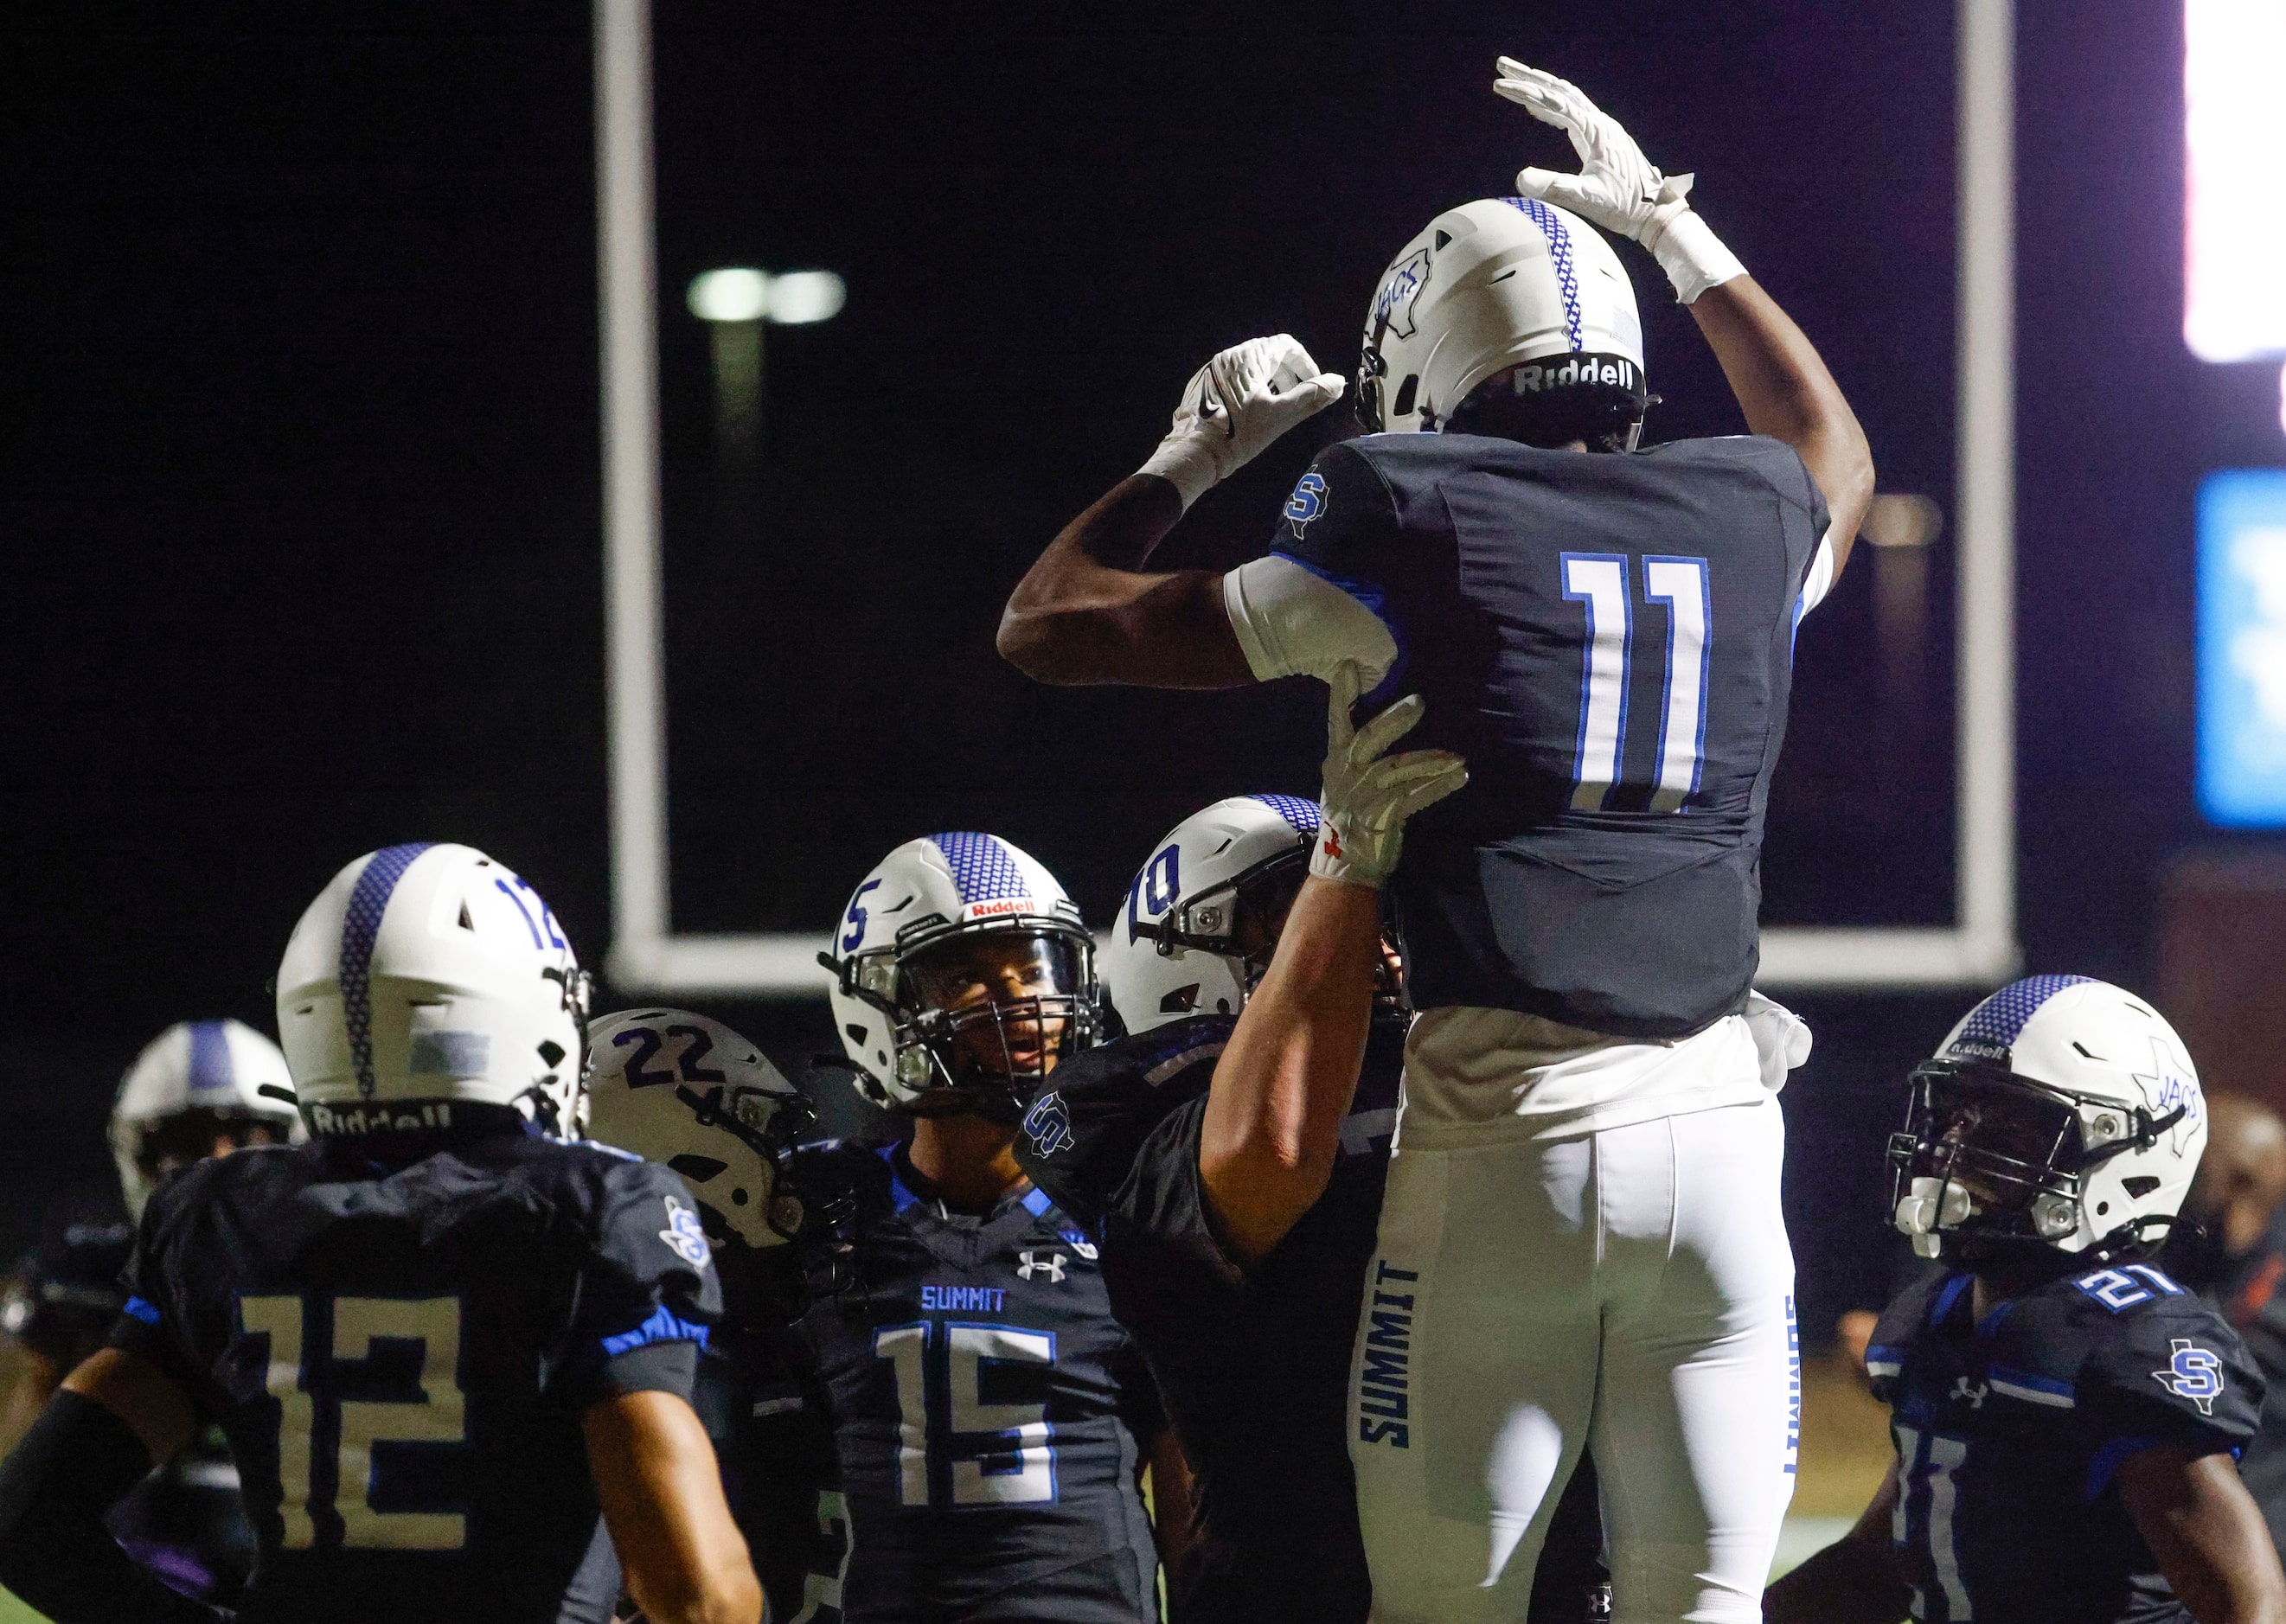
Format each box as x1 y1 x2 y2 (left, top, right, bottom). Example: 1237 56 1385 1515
1889 1058 2193 1260
842 922 1098 1121
666 1078 818 1244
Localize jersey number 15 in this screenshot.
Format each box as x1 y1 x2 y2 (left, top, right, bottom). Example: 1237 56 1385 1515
240 1294 466 1550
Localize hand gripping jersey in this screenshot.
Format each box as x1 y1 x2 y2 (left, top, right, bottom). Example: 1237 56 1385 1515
1014 1015 1606 1624
1867 1263 2264 1623
106 1130 720 1624
1235 432 1830 1038
786 1141 1164 1624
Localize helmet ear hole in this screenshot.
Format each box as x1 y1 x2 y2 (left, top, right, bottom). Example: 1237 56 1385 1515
1392 375 1419 421
2123 1176 2161 1199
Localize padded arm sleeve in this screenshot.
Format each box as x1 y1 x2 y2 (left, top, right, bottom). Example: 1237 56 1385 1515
0 1391 227 1623
1221 556 1399 686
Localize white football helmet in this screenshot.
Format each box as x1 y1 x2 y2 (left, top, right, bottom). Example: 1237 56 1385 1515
110 1019 305 1219
585 1009 815 1250
1105 795 1322 1034
276 843 592 1137
823 833 1098 1116
1890 975 2207 1260
1357 196 1647 444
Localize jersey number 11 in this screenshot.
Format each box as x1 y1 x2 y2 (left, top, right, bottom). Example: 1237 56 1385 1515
1561 553 1712 813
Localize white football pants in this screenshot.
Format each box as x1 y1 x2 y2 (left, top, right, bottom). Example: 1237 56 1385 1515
1349 1096 1797 1624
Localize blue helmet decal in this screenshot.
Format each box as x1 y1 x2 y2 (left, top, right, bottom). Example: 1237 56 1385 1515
186 1019 234 1094
1503 197 1584 351
1250 793 1322 835
925 832 1029 906
1950 974 2101 1060
338 843 436 1100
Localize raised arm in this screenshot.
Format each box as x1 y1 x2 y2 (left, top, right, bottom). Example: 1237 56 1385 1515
1496 60 1875 576
1198 668 1465 1263
997 336 1343 687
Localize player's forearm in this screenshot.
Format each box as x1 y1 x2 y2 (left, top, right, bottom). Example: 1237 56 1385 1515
998 475 1254 687
1688 276 1874 572
2122 1448 2286 1624
0 1390 223 1623
1198 877 1380 1263
586 1392 763 1624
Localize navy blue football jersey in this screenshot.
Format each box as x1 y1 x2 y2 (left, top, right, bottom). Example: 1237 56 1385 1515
691 1246 853 1624
1867 1263 2265 1623
107 1128 720 1624
1271 432 1828 1038
787 1141 1164 1624
1016 1015 1605 1624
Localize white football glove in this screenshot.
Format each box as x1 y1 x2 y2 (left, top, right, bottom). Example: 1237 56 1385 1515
1309 663 1470 890
1493 58 1746 306
1137 334 1345 511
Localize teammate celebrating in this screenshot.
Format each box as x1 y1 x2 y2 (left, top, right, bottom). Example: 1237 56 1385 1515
1767 975 2286 1624
0 1019 302 1602
0 843 759 1624
999 60 1866 1618
1018 682 1598 1622
809 833 1182 1622
586 1007 848 1624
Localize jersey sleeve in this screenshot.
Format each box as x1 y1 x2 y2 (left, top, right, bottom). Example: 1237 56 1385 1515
101 1173 215 1403
1222 440 1403 684
1013 1020 1227 1235
1102 1097 1242 1287
2075 1286 2265 1465
567 1157 725 1406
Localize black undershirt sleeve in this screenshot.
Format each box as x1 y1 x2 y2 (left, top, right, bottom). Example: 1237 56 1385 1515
0 1390 227 1623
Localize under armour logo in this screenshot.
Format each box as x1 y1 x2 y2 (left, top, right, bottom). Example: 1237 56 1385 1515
2155 1338 2225 1415
1016 1250 1066 1283
1950 1374 1988 1410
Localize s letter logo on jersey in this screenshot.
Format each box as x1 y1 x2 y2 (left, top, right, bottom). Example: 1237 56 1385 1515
1021 1090 1073 1159
1284 471 1328 536
1016 1250 1066 1283
659 1196 713 1270
1371 247 1431 342
2154 1339 2225 1414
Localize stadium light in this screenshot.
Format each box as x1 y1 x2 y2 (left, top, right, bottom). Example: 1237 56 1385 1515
684 266 846 327
2185 0 2286 408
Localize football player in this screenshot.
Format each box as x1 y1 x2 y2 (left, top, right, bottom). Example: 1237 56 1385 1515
586 1007 848 1623
1015 680 1605 1623
811 833 1182 1622
996 60 1865 1620
1767 975 2286 1624
0 1019 301 1603
0 843 760 1624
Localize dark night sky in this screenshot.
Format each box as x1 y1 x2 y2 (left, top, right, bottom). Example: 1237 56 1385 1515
3 2 2276 1334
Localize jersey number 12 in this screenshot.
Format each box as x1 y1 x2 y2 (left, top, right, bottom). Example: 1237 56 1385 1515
1561 553 1712 812
240 1293 466 1550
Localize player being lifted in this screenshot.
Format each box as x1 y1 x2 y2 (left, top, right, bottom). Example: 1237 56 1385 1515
0 1019 303 1604
810 834 1184 1622
1767 976 2286 1624
0 843 760 1624
1015 680 1611 1624
585 1008 849 1623
999 60 1872 1621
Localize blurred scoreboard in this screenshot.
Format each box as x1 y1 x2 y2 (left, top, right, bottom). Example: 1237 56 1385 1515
2200 471 2286 825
